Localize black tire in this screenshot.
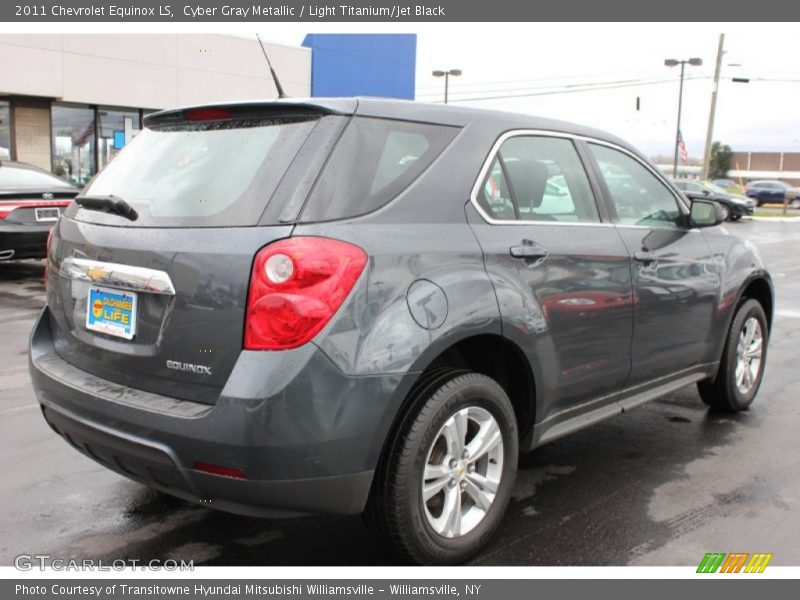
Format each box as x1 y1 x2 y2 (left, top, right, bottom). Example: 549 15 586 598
698 298 768 411
719 204 731 221
365 370 518 564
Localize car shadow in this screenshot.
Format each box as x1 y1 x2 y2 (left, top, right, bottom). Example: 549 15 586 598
44 384 759 566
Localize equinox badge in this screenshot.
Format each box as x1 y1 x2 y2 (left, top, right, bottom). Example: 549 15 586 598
166 360 212 376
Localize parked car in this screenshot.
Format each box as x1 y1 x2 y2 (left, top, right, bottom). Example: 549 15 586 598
29 99 773 564
745 179 800 207
712 178 745 195
0 161 78 260
671 179 754 220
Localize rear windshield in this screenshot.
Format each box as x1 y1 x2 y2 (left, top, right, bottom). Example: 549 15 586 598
300 117 459 222
75 115 320 227
0 165 74 189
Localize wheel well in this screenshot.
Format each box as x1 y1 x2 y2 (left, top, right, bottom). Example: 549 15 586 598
422 334 536 441
742 278 773 330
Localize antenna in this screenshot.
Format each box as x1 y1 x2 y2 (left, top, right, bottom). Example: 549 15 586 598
255 33 287 99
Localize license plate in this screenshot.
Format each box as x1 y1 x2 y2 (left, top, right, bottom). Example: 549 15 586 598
85 286 137 340
34 207 60 222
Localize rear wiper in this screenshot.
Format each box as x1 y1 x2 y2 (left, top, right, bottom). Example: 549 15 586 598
74 194 139 221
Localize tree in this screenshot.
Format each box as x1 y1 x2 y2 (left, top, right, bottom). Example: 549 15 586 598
708 141 733 180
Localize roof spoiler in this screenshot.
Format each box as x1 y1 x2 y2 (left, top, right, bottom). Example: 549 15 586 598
143 100 356 129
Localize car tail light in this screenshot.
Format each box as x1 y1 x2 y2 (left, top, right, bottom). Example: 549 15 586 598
244 237 367 350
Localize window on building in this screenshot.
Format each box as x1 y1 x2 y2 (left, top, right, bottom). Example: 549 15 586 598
51 104 96 186
0 100 10 160
97 108 141 172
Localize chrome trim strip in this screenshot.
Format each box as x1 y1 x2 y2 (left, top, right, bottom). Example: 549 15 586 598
60 257 176 295
468 128 689 227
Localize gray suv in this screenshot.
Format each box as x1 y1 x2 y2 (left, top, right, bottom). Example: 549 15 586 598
29 98 773 564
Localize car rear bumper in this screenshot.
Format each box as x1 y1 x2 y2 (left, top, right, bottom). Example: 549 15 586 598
0 223 50 259
28 307 403 517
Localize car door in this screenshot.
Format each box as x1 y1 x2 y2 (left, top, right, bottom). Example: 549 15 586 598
467 133 634 427
585 142 720 390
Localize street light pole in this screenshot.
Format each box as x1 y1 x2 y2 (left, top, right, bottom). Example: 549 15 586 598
673 61 686 178
665 57 702 178
432 69 462 104
702 34 725 180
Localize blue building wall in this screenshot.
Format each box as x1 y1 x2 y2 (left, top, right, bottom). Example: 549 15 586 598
302 34 416 100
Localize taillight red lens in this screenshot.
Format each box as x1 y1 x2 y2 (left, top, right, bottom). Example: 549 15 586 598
244 237 367 350
184 107 231 122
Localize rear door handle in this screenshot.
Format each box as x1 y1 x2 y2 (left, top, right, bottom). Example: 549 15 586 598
510 240 548 261
634 251 657 265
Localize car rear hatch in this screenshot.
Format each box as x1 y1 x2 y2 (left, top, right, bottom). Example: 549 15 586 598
46 101 354 404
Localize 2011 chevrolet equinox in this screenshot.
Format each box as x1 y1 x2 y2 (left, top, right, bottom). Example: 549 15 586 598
29 98 773 564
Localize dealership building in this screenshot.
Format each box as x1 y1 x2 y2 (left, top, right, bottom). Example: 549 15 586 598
0 33 416 185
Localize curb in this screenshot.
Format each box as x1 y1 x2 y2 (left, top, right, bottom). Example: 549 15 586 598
749 217 800 223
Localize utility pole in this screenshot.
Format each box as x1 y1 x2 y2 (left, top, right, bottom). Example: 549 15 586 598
702 34 725 180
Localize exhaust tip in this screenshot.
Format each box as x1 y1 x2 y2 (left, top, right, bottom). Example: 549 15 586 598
0 250 15 261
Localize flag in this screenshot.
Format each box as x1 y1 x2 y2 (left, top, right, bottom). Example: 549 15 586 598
677 130 689 165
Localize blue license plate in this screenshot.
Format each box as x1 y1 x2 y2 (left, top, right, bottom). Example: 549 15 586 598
85 286 138 340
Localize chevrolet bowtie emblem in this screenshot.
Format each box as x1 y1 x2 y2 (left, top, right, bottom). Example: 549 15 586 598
86 266 109 281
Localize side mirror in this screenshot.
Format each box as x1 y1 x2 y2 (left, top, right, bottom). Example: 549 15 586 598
690 199 725 227
702 189 711 196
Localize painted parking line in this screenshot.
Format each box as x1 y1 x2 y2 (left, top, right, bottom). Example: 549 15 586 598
776 310 800 319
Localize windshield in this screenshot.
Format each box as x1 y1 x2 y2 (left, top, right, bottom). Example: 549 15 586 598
78 116 321 227
0 165 73 189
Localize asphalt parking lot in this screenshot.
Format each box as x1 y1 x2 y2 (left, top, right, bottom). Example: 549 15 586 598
1 218 799 567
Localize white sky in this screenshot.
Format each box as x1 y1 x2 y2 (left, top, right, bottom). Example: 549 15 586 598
4 21 796 159
257 22 800 158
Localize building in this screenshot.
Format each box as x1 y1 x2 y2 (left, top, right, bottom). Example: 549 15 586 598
0 34 311 185
302 34 416 100
729 151 800 186
0 33 418 187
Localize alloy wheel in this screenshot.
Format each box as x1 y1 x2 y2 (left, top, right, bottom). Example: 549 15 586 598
735 316 763 394
421 406 504 538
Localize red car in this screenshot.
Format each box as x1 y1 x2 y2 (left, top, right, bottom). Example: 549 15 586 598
0 161 78 260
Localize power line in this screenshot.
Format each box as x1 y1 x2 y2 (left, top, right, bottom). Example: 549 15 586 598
431 76 712 104
414 67 692 91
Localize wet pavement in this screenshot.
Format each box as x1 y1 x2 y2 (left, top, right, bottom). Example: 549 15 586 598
1 219 799 566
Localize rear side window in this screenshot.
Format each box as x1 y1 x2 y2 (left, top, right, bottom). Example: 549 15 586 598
75 115 322 227
300 117 458 222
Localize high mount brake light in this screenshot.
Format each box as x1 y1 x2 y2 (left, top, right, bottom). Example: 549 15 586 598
244 237 367 351
184 107 231 122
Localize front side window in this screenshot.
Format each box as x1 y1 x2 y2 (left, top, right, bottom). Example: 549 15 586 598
477 135 600 223
589 143 682 228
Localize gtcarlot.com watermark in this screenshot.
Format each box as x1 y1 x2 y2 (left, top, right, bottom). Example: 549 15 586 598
14 554 194 571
